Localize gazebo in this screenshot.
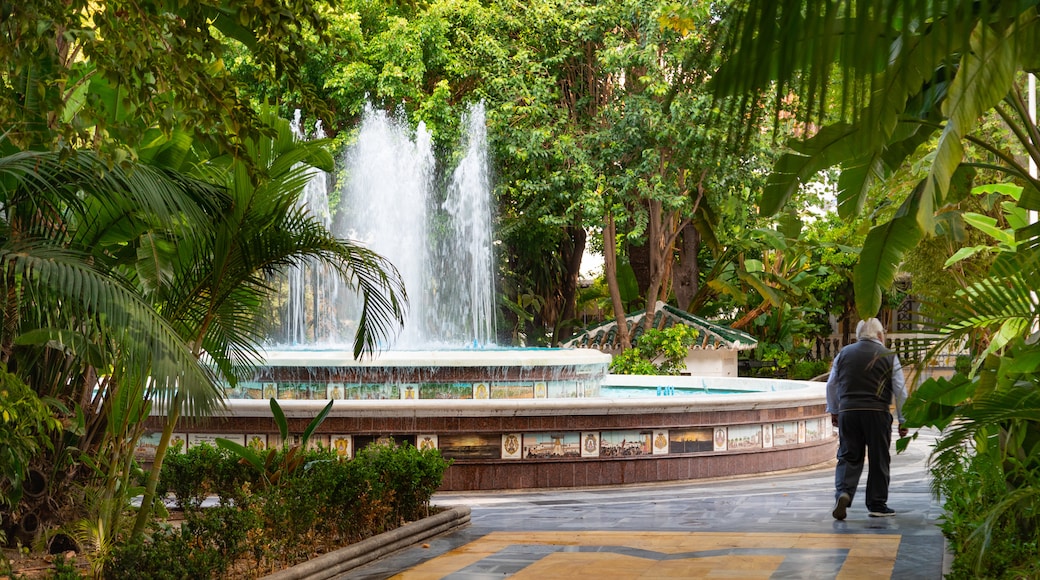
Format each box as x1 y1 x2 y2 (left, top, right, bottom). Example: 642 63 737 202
562 302 758 377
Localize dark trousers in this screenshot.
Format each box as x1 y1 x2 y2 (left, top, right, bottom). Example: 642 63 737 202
834 410 893 510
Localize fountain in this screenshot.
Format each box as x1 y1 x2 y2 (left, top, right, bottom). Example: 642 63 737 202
140 104 835 490
251 102 612 400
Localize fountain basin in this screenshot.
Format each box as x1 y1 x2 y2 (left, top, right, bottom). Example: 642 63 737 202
141 370 835 490
229 348 611 400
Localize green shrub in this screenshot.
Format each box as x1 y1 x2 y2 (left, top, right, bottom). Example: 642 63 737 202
933 447 1040 579
49 553 85 580
353 441 450 524
106 525 224 580
788 360 830 380
610 326 699 375
147 439 450 576
158 443 257 510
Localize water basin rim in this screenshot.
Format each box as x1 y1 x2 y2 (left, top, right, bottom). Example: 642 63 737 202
216 383 826 418
259 347 612 367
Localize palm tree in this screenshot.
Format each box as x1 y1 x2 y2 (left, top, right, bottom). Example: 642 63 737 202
901 248 1040 574
130 109 407 536
0 147 226 550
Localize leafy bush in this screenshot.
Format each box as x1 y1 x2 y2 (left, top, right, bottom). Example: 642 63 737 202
0 364 63 510
354 440 450 524
610 326 699 375
933 448 1040 580
107 524 226 580
158 444 256 510
787 360 830 380
130 439 451 577
902 357 1040 578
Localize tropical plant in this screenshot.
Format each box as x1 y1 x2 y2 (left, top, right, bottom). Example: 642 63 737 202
1 0 356 558
0 364 63 510
0 148 226 548
131 110 406 537
610 325 699 375
216 398 334 488
711 0 1040 319
898 247 1040 575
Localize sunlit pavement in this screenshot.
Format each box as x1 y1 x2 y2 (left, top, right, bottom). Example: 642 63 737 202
346 429 945 579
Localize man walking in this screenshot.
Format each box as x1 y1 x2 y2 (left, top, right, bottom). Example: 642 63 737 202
826 318 909 520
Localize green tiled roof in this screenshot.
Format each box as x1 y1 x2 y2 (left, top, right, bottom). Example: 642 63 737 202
562 301 758 352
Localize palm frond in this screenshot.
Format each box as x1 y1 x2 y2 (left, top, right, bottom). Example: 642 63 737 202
1 241 222 419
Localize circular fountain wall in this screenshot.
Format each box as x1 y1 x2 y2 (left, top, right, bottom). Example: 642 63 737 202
141 355 836 490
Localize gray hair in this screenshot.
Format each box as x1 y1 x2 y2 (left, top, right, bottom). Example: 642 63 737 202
856 318 885 342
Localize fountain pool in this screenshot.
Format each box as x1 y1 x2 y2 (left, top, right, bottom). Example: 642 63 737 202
141 352 835 490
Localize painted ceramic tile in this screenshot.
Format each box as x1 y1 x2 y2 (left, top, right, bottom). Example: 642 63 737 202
306 434 328 450
501 433 523 459
417 434 439 451
135 432 163 460
805 417 828 442
438 434 501 460
170 433 187 451
189 433 242 448
419 383 472 399
580 432 600 457
246 434 268 450
713 427 728 452
772 421 800 447
345 383 397 400
473 382 490 400
798 420 806 444
400 384 419 400
241 382 265 399
309 383 327 399
491 383 534 399
277 382 308 400
762 424 774 448
600 430 652 457
325 383 345 400
331 435 352 458
547 381 578 398
221 382 242 398
652 430 670 455
534 382 547 398
522 433 580 458
668 428 714 454
727 424 763 451
262 382 278 400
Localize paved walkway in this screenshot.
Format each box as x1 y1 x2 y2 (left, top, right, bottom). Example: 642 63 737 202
347 429 946 579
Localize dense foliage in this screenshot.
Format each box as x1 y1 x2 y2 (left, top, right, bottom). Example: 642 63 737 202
609 326 699 375
106 441 450 579
4 0 1040 576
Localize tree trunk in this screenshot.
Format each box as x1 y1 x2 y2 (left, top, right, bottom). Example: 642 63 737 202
603 214 631 351
132 398 182 537
673 222 700 311
642 199 668 334
628 241 651 299
642 196 693 334
553 226 586 344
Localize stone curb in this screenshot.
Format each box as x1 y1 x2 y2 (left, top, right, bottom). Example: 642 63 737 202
261 506 471 580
